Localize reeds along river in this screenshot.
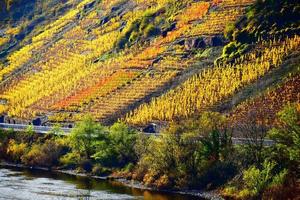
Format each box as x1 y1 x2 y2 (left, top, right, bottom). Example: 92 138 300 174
0 167 201 200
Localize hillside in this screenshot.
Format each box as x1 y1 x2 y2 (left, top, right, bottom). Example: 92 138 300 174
0 0 299 128
0 1 300 199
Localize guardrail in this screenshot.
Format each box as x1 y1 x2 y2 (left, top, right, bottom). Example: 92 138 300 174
0 123 71 135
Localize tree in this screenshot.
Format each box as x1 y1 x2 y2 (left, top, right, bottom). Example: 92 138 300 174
268 104 300 182
93 122 137 167
240 160 287 198
235 110 269 166
49 124 65 136
26 125 34 136
69 115 106 160
200 129 232 162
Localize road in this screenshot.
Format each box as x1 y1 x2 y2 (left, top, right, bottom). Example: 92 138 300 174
0 123 275 146
0 123 71 135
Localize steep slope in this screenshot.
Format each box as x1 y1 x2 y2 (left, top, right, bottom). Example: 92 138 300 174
0 0 299 127
126 36 300 125
230 72 300 126
126 0 300 126
0 0 256 125
0 0 82 58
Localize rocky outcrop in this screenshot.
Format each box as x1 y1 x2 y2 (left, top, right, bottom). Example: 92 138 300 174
184 37 206 50
176 35 225 51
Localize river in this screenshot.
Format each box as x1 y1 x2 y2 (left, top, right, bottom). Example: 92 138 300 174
0 167 203 200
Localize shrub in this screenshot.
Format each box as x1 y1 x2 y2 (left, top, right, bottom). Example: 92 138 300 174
154 174 171 189
241 160 288 198
134 112 233 189
0 130 11 156
6 139 27 162
197 161 236 189
92 164 111 176
21 139 66 167
79 159 93 172
222 0 300 61
116 20 140 49
129 31 139 43
93 122 137 168
123 162 134 172
60 151 81 168
21 144 41 166
237 188 254 199
222 186 237 197
220 42 250 62
224 23 235 40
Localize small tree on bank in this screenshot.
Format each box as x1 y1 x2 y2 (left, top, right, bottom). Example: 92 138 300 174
93 122 138 168
69 115 106 160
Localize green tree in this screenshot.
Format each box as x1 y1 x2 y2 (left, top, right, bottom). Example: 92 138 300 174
268 104 300 181
49 123 65 136
69 115 106 160
200 129 232 162
241 160 287 198
93 122 137 167
26 125 34 136
24 125 35 144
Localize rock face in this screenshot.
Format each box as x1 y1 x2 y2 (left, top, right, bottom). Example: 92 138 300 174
179 36 224 51
185 37 206 50
203 35 224 47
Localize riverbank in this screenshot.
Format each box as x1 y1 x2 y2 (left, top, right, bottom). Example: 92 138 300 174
2 107 298 200
0 160 224 200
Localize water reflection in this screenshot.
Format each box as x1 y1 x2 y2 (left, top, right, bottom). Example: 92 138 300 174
0 167 201 200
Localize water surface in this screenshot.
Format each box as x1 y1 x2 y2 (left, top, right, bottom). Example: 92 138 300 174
0 167 202 200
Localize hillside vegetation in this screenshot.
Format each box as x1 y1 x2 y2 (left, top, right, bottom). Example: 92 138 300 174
0 0 298 128
0 0 259 125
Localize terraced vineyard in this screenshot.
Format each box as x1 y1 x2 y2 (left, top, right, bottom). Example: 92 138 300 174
126 36 300 125
0 0 298 127
230 73 300 126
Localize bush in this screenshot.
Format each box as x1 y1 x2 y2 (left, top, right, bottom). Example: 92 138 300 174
219 42 250 62
116 20 140 49
93 122 137 168
197 162 237 189
154 174 171 189
115 8 163 49
129 31 139 43
240 160 288 198
222 186 237 197
237 189 254 199
60 151 81 168
134 112 233 189
123 162 135 172
224 23 235 40
221 0 300 63
79 159 93 172
0 130 11 156
21 139 66 167
92 164 111 176
6 139 27 162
